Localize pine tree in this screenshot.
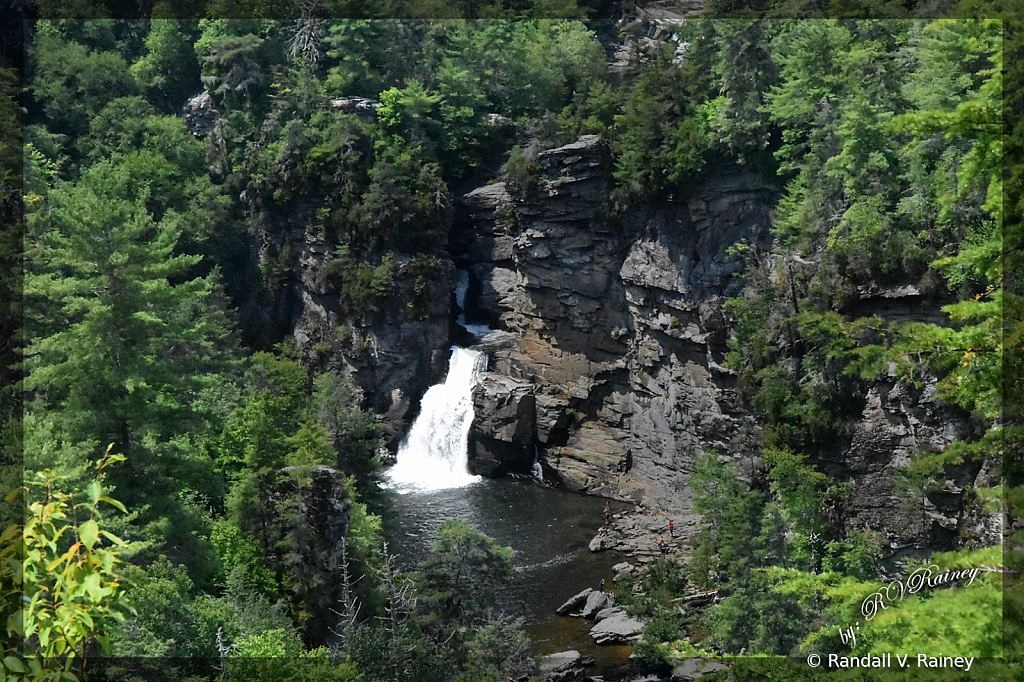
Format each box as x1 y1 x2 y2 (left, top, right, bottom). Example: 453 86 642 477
23 158 237 578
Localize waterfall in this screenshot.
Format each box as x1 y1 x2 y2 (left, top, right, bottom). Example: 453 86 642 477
455 269 470 311
455 269 492 341
386 347 485 492
531 445 544 482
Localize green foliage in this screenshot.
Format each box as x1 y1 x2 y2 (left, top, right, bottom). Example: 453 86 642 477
417 521 514 635
612 42 711 201
227 628 301 682
30 22 138 141
428 520 513 590
313 371 382 481
342 476 383 561
821 528 882 580
287 420 335 467
458 615 534 682
644 610 685 644
326 248 401 310
768 544 1003 658
701 20 779 162
2 448 138 682
209 519 277 596
22 154 237 585
0 67 22 191
630 640 674 674
199 29 277 114
701 570 808 655
230 629 368 682
129 19 201 112
322 20 405 98
108 555 219 662
344 621 452 682
689 452 765 590
349 136 448 252
503 145 542 192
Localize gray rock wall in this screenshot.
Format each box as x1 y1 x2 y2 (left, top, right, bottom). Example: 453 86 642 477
457 136 774 504
452 134 999 555
246 206 455 448
253 131 998 559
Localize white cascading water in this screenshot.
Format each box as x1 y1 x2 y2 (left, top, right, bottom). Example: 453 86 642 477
455 269 492 340
531 445 544 482
386 347 485 492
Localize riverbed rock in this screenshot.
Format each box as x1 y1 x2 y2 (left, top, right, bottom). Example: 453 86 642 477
671 658 729 680
556 588 595 616
579 590 615 619
612 562 634 574
537 650 586 682
590 608 646 644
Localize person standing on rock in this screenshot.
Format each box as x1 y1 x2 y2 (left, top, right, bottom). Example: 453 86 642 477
668 520 674 538
657 536 666 555
604 503 610 524
600 578 605 592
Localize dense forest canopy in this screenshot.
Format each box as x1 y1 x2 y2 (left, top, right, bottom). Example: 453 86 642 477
0 0 1022 680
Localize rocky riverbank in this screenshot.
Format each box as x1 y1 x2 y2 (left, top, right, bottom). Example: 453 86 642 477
588 506 700 563
536 503 727 682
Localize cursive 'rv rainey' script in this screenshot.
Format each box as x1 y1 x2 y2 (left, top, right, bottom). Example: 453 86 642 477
861 565 983 621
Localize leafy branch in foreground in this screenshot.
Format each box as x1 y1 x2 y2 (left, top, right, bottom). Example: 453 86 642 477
1 446 139 682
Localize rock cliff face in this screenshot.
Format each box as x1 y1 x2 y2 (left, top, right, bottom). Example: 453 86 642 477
251 130 998 558
823 376 1001 564
456 136 774 508
243 207 455 447
450 134 1000 555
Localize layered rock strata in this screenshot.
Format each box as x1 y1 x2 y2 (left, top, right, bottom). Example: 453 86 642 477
453 133 999 556
458 135 774 505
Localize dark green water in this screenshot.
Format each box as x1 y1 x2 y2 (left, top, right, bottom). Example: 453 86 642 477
377 477 637 678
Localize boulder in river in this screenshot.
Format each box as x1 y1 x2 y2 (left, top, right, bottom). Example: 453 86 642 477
671 658 729 680
590 608 646 644
579 590 614 619
537 650 587 682
556 588 594 615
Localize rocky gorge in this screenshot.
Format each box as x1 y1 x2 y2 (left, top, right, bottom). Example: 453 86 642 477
253 128 1001 579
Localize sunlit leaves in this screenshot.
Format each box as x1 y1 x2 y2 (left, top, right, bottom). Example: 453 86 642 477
1 449 137 682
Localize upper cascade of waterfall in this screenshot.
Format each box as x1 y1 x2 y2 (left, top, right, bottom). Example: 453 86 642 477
455 269 470 311
455 269 493 341
386 347 485 492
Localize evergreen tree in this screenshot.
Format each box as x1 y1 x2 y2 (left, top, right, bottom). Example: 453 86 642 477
23 158 237 581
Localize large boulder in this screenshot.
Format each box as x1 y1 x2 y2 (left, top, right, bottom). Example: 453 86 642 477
537 650 586 682
468 372 536 475
579 590 614 619
590 608 646 644
555 588 594 616
671 658 729 680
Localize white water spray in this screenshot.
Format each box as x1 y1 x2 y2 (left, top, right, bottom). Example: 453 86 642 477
386 347 485 492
